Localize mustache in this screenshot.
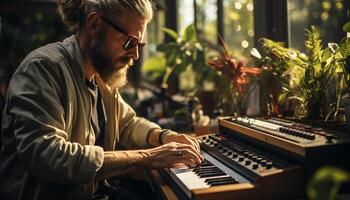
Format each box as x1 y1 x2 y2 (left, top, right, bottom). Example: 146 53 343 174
120 57 134 66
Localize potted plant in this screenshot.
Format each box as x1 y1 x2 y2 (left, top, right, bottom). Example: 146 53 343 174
157 24 209 94
307 166 350 200
325 22 350 129
250 39 294 116
339 21 350 130
207 36 261 116
255 26 337 119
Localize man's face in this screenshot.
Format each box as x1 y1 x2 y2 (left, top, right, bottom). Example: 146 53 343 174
89 12 147 89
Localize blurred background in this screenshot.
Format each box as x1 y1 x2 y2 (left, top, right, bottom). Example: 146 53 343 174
1 0 349 132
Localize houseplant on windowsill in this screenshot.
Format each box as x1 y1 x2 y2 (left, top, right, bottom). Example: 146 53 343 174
208 36 261 116
338 21 350 130
259 26 337 119
157 24 209 94
250 39 294 116
327 21 350 130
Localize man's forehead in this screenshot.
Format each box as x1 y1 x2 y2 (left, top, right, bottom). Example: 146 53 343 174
111 12 147 39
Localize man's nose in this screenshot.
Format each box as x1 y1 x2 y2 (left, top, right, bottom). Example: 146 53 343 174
127 46 140 61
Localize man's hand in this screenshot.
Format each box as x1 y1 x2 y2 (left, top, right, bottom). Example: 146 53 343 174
136 142 204 169
162 132 201 152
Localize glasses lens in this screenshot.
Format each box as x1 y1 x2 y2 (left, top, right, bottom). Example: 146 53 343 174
139 43 146 49
124 37 139 50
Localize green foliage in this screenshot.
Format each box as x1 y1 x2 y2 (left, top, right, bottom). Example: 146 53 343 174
255 26 338 118
289 26 337 118
307 166 350 200
157 24 210 92
291 26 336 118
251 38 300 115
305 27 323 64
141 53 166 83
333 37 350 96
343 21 350 33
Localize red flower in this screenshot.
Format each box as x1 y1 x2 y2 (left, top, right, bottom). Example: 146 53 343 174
208 35 261 94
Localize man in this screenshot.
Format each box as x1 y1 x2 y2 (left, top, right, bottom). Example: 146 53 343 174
0 0 203 199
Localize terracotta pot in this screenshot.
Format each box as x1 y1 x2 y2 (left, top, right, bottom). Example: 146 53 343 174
344 98 350 131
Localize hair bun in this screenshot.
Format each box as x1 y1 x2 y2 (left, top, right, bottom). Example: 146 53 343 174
57 0 85 32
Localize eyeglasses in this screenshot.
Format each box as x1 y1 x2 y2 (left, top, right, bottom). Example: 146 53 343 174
100 15 145 51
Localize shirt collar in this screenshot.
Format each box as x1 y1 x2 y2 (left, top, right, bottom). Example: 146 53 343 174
63 35 84 67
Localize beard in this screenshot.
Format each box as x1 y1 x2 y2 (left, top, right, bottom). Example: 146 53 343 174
90 31 132 89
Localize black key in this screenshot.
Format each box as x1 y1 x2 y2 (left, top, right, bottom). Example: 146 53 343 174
205 176 235 183
252 163 259 169
199 171 226 178
193 167 220 173
208 179 238 186
200 161 213 167
195 170 222 176
195 169 222 174
266 162 273 169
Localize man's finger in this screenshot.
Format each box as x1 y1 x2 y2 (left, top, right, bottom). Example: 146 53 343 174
175 147 203 164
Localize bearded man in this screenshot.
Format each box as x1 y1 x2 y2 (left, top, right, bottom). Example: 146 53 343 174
0 0 203 199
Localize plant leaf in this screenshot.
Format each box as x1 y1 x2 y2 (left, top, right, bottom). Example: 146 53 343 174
328 43 339 53
307 166 350 200
250 48 262 59
339 37 350 58
183 24 197 43
142 54 166 72
163 28 179 40
343 21 350 33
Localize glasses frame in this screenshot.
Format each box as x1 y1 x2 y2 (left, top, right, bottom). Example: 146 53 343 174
99 15 145 51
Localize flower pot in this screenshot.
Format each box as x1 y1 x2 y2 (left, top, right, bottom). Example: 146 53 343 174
344 98 350 131
307 99 323 119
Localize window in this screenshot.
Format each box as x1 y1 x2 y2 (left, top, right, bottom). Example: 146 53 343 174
223 0 254 58
195 0 217 43
289 0 348 50
178 0 195 31
144 9 165 57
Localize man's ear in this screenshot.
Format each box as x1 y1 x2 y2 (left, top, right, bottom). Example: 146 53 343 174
86 12 102 37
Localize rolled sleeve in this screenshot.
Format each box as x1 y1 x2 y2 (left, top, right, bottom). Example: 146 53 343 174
78 145 104 183
117 93 161 149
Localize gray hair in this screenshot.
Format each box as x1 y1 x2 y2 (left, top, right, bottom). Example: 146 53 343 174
58 0 154 33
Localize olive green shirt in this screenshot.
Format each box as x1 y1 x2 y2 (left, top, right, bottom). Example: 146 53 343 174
0 35 160 200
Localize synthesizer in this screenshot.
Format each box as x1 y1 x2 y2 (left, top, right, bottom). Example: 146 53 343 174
219 117 350 176
160 117 350 200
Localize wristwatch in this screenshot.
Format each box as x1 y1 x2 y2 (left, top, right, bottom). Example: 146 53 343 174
159 129 172 144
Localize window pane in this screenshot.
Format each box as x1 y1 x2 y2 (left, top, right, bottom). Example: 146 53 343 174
195 0 218 43
145 11 165 57
223 0 254 58
288 0 348 50
141 10 166 84
178 0 195 31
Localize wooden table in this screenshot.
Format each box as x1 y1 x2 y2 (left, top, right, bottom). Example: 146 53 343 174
148 170 179 200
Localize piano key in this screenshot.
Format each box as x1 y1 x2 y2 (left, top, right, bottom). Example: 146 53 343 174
208 179 238 186
172 168 211 190
193 166 219 171
197 171 224 177
168 151 251 192
194 167 221 173
204 176 235 183
199 171 227 178
199 160 213 167
195 168 222 173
